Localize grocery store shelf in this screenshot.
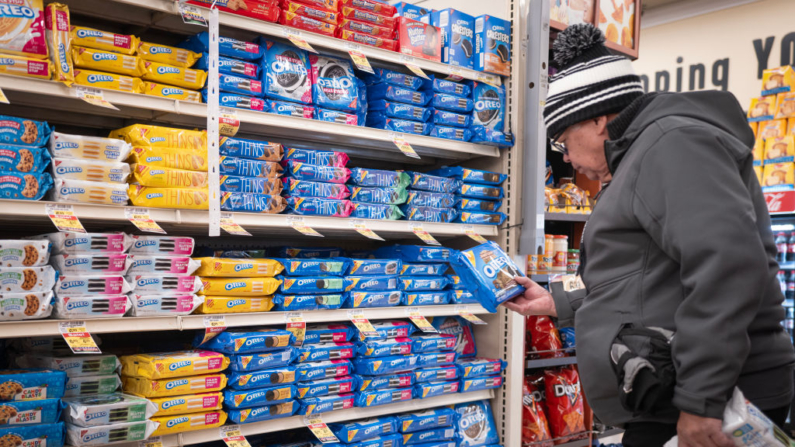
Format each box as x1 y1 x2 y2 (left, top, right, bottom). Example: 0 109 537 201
0 200 498 240
597 428 624 439
526 356 577 369
0 76 499 162
0 304 490 338
545 212 590 222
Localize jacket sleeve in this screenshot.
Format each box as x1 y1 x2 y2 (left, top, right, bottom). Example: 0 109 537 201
631 125 769 419
549 281 587 328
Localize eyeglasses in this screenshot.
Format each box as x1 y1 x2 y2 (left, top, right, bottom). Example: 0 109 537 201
550 139 568 155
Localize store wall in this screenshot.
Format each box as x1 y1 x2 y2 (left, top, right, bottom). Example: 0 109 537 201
400 0 507 19
632 0 795 108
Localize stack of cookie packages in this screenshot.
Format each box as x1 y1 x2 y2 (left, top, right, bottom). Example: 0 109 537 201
279 0 339 38
283 149 354 218
394 407 458 447
258 37 315 118
274 257 348 311
194 257 282 315
310 53 367 126
427 77 475 142
218 136 288 214
0 0 53 82
343 258 403 309
0 367 67 447
397 257 451 308
351 320 417 408
400 172 461 223
427 167 507 226
0 116 54 202
364 68 432 136
0 240 55 321
347 168 409 221
338 0 399 51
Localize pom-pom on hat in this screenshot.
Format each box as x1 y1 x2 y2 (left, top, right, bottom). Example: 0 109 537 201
544 23 644 140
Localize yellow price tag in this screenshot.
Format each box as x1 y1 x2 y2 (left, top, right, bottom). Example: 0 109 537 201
288 217 324 237
75 86 119 110
455 306 487 325
219 107 239 137
139 436 163 447
347 310 379 339
0 86 9 104
220 213 252 236
462 225 488 243
405 307 438 333
201 315 227 344
349 220 384 241
59 321 101 354
476 72 502 87
409 223 441 246
178 2 208 26
285 312 306 347
221 426 251 447
446 66 464 82
389 132 420 159
399 55 430 80
304 416 340 443
346 44 374 74
45 204 87 233
283 29 317 53
125 208 166 234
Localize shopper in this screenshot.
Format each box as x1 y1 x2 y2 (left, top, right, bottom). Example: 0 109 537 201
505 23 795 447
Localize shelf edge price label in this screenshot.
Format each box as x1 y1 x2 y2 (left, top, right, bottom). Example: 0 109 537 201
346 44 374 74
201 315 227 344
349 219 384 241
178 1 208 26
389 132 420 159
461 225 487 243
455 305 487 325
304 415 340 444
399 55 430 80
476 72 502 88
219 107 240 137
75 86 119 110
405 307 437 332
59 321 101 354
347 309 379 339
125 208 166 234
45 204 86 233
446 66 464 82
139 436 163 447
0 86 9 104
409 223 440 246
285 312 306 347
220 213 252 236
221 425 251 447
282 28 317 53
288 217 323 237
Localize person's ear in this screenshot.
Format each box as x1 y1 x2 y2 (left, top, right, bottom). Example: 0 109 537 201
594 115 609 135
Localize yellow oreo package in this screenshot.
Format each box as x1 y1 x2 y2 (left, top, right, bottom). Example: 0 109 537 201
149 392 224 417
0 54 51 80
151 411 227 436
139 60 208 90
128 185 209 210
123 374 228 398
72 46 142 76
71 26 138 55
142 82 201 102
121 351 230 380
111 124 206 151
196 296 275 314
74 69 143 93
44 3 74 85
138 42 200 68
128 146 208 172
199 277 282 297
131 164 209 188
194 258 284 278
0 0 47 59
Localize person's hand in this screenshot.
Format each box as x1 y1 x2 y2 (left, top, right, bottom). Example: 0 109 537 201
502 276 557 317
677 412 734 447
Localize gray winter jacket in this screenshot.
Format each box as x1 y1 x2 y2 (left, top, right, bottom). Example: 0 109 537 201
550 91 795 426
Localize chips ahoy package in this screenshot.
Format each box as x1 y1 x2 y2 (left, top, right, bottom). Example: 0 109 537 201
258 39 312 104
329 416 398 444
355 388 413 407
431 109 472 128
353 373 415 392
350 203 404 220
406 191 456 208
284 148 350 167
296 376 355 399
448 241 524 312
397 408 457 433
287 197 354 217
368 100 431 122
283 178 350 200
269 101 315 119
368 84 431 106
310 54 362 112
401 205 458 223
349 186 408 205
349 168 411 188
347 259 402 276
345 291 403 309
363 68 428 90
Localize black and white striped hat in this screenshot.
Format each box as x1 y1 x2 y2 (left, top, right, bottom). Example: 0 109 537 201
544 23 644 140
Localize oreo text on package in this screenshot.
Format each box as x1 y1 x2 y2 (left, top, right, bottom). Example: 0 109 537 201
431 9 475 69
474 15 511 76
259 39 312 104
449 241 525 313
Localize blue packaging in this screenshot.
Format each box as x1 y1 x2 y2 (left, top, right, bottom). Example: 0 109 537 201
455 358 506 378
413 366 459 383
284 161 350 184
227 400 299 424
2 171 52 200
456 198 502 212
224 385 297 408
459 184 504 199
349 186 408 205
196 54 259 80
279 247 345 258
408 172 462 193
403 427 456 444
278 276 349 294
431 109 472 128
227 366 298 390
0 117 51 147
455 211 506 225
430 126 473 142
430 9 475 69
0 398 62 424
296 376 355 398
270 101 316 119
330 416 398 444
283 179 350 199
259 39 312 104
400 263 447 276
229 349 298 372
353 355 418 375
366 115 432 135
310 54 362 112
0 369 67 401
414 383 459 402
345 291 403 309
408 443 455 447
219 156 281 178
297 342 355 363
368 100 431 122
373 245 455 263
284 148 349 167
0 145 50 173
397 408 457 433
203 91 267 112
430 77 472 97
406 191 456 208
298 393 355 415
472 82 506 133
197 329 295 354
295 360 353 381
326 434 403 447
286 197 353 217
471 127 513 147
403 291 450 306
349 168 411 188
276 258 350 276
363 68 428 90
431 94 473 113
304 323 355 344
220 192 286 213
221 175 280 194
351 203 404 220
460 375 503 392
474 15 512 76
2 423 64 447
410 334 457 354
356 337 413 358
355 388 413 407
400 205 458 223
346 276 399 292
450 290 478 304
347 259 402 276
416 352 458 368
559 327 576 350
394 2 432 20
431 316 477 358
273 294 345 311
357 321 417 341
353 373 415 391
180 32 261 61
219 74 265 97
368 84 431 106
316 107 365 126
448 241 524 313
454 400 500 446
219 136 283 161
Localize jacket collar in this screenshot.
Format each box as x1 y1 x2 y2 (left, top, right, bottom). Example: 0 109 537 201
604 92 659 174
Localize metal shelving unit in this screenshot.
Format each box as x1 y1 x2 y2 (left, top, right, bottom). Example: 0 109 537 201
545 213 590 222
525 356 578 369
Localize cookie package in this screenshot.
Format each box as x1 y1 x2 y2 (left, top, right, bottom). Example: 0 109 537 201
223 384 296 409
0 145 50 173
0 171 51 200
148 392 223 417
304 323 355 344
226 401 298 424
62 393 157 427
195 296 274 314
226 367 297 390
130 236 195 255
0 266 57 293
345 291 403 309
194 258 283 278
0 369 67 401
0 398 62 425
50 254 130 275
353 373 415 392
296 376 355 399
410 334 457 354
355 389 413 407
197 329 295 354
404 291 451 306
449 241 525 313
198 276 282 296
122 374 227 398
454 400 500 447
353 355 419 375
19 354 118 378
120 351 230 379
413 365 459 383
397 408 456 433
0 291 53 320
54 178 127 206
0 0 48 60
53 295 131 319
295 359 352 382
33 232 131 255
329 416 398 444
0 423 64 447
150 410 226 436
407 191 456 208
276 258 350 276
49 132 132 162
346 276 399 292
297 393 355 415
272 293 344 311
296 342 355 363
66 419 156 444
284 148 349 167
474 15 511 76
63 374 121 397
228 349 297 373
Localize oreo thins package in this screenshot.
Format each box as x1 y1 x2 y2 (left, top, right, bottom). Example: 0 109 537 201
283 148 350 167
259 39 312 104
349 168 410 189
407 191 455 208
223 385 297 408
408 172 461 193
430 9 475 69
397 408 456 433
349 186 407 205
310 54 361 112
454 400 500 446
296 376 355 398
449 241 524 312
350 203 404 220
474 15 511 76
401 205 458 223
329 416 398 443
355 388 413 407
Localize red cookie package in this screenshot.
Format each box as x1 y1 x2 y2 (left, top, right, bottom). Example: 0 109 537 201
280 10 337 36
397 17 441 62
338 29 398 52
187 0 280 22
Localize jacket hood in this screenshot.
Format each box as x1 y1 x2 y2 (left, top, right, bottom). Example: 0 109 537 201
605 91 754 174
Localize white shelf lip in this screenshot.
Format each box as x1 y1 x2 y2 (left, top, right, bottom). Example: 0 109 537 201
0 305 491 338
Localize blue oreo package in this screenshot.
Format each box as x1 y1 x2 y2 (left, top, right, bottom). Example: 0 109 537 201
219 136 283 161
366 115 432 136
397 408 457 433
326 434 403 447
450 290 478 304
407 172 462 193
220 176 281 195
401 263 448 276
416 352 458 368
180 33 261 61
219 74 265 97
350 203 404 220
363 68 428 90
448 241 525 313
279 247 345 258
368 84 431 106
431 93 473 113
406 191 456 208
197 329 295 354
227 366 298 390
456 358 507 378
430 126 473 142
402 427 456 444
224 385 297 408
455 211 507 225
453 400 500 446
259 39 312 104
368 100 431 122
220 192 286 214
349 168 411 188
431 316 477 358
276 258 350 276
298 393 355 415
373 245 455 263
459 184 504 200
227 400 299 424
196 54 259 80
431 8 475 69
310 54 362 112
354 373 415 391
219 157 281 178
429 167 506 186
472 82 506 132
278 276 349 294
296 376 356 399
403 291 450 306
559 327 576 350
471 127 513 147
357 321 417 341
283 179 350 199
286 197 353 217
345 291 403 309
430 77 472 97
1 423 63 447
413 366 459 383
410 334 457 354
329 416 398 444
349 186 408 205
272 294 345 311
456 198 502 212
316 107 365 126
205 92 267 112
431 109 472 128
304 323 355 344
284 148 349 167
448 275 465 289
346 276 399 292
414 380 460 399
400 205 458 223
355 388 413 407
269 101 316 119
356 337 413 358
347 259 402 276
0 398 62 424
295 360 353 382
284 160 350 184
5 171 52 200
229 349 298 372
460 375 503 392
297 342 355 363
353 355 418 375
